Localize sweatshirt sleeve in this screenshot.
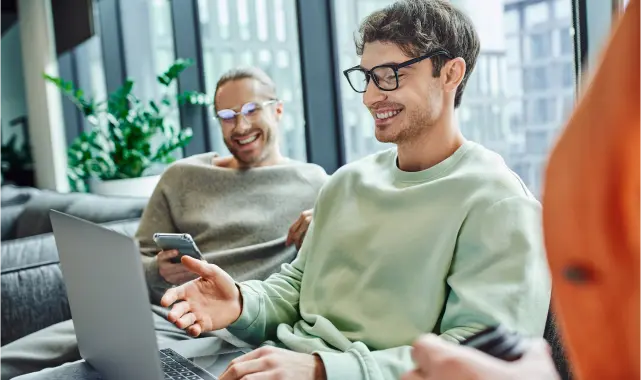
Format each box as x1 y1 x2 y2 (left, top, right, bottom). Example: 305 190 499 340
318 196 551 380
440 195 552 341
225 217 315 345
135 175 179 304
225 182 330 344
317 344 415 380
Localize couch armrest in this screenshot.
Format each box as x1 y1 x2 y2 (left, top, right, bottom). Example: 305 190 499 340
0 219 141 346
0 260 70 346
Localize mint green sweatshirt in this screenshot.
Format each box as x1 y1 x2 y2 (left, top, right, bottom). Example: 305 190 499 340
227 141 551 380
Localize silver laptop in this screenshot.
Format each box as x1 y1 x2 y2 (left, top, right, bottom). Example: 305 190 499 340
50 210 217 380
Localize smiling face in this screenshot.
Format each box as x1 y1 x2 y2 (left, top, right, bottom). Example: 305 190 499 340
360 41 446 145
214 78 283 168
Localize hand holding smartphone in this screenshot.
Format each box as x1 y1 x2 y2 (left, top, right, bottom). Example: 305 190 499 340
153 233 204 264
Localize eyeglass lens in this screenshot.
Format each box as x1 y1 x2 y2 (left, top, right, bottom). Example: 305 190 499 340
347 66 397 92
217 102 259 121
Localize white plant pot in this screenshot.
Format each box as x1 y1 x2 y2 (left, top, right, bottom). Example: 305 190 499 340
89 175 161 198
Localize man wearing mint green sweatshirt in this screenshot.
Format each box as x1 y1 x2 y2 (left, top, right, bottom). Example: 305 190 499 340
161 1 552 379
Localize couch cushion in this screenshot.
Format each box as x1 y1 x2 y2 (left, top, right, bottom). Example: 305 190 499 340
1 219 141 345
1 205 25 240
1 185 41 207
14 191 147 240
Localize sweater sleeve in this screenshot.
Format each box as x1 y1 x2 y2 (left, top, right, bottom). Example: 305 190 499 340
224 182 329 344
440 195 551 341
225 218 315 344
135 175 179 304
317 344 415 380
318 196 551 380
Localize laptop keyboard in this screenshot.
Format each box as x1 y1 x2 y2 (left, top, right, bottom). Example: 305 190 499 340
159 348 214 380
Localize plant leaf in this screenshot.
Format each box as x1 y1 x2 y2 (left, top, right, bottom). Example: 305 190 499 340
157 58 194 86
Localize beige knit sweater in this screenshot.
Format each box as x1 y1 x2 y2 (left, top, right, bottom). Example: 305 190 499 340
136 152 328 304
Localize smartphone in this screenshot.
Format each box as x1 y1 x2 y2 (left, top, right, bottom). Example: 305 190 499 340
460 324 527 361
153 233 204 264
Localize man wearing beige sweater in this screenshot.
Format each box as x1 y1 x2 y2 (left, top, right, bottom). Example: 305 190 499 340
1 67 328 380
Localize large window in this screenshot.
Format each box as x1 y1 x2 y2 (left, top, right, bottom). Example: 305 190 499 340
334 0 398 162
120 0 177 103
197 0 307 162
333 0 576 197
58 2 107 143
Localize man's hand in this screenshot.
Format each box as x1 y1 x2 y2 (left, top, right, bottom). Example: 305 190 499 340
157 250 198 285
286 209 313 250
219 346 327 380
402 334 560 380
160 256 243 337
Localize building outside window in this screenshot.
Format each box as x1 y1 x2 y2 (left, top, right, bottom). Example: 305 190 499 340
121 0 177 104
197 0 307 161
333 0 576 197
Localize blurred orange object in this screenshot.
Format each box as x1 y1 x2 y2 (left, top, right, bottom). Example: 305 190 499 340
542 0 640 379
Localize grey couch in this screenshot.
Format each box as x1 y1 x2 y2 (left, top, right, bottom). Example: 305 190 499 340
1 185 148 346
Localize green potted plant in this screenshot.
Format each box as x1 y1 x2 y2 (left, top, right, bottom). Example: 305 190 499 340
1 134 35 187
44 58 211 196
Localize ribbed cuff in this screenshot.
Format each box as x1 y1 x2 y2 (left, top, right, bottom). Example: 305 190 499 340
227 283 262 331
143 256 174 304
315 350 365 380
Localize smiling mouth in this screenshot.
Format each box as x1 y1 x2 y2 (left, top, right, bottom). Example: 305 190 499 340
235 134 260 146
375 109 402 120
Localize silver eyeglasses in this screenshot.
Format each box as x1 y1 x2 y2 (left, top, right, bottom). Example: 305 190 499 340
215 100 279 125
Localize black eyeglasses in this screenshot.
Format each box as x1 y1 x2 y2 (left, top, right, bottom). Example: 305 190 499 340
343 50 452 93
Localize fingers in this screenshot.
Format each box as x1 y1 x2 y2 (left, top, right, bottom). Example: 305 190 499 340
175 312 198 330
180 255 221 278
187 324 202 337
161 265 199 286
286 217 303 246
157 249 179 262
220 348 273 380
523 337 552 357
400 370 426 380
294 232 307 250
286 209 313 246
288 217 312 249
167 301 191 323
411 334 446 372
227 346 268 364
160 285 185 307
219 358 268 380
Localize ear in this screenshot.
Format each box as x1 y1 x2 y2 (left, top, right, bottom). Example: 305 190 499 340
274 101 284 122
440 57 467 95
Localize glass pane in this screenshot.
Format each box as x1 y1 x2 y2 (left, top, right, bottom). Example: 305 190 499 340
506 36 521 65
118 0 180 160
199 0 307 161
85 37 108 107
503 9 520 34
525 2 550 28
333 0 576 197
120 0 177 103
554 0 572 20
524 66 548 91
527 32 552 59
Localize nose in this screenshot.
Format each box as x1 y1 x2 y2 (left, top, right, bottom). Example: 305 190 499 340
362 79 387 108
233 114 252 133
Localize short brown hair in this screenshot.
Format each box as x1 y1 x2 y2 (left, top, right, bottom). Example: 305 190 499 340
355 0 480 108
213 67 278 110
